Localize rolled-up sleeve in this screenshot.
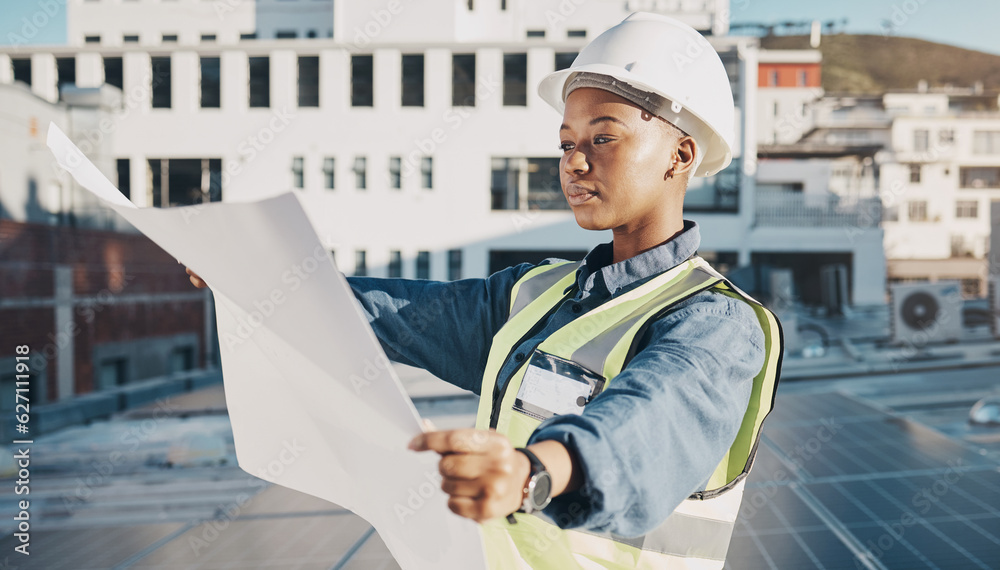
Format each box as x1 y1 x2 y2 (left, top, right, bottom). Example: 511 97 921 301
346 263 533 394
528 290 767 537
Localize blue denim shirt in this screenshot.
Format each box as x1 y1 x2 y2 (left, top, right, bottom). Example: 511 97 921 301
347 220 766 537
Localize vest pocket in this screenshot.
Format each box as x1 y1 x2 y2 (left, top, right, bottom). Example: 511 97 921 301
511 350 606 421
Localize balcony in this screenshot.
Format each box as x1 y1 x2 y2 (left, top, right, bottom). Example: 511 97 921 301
754 190 882 228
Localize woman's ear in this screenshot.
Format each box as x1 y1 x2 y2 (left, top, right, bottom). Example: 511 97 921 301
671 136 698 178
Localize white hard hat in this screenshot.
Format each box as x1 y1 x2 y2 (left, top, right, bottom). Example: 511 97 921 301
537 12 736 177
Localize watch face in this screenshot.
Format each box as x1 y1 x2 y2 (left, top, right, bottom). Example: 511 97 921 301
531 472 553 508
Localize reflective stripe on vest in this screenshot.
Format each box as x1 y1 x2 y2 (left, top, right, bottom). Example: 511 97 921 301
476 256 784 569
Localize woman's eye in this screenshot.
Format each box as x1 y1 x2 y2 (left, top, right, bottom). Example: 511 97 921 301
594 136 612 144
559 143 574 152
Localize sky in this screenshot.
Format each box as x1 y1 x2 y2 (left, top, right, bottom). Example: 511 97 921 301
0 0 998 55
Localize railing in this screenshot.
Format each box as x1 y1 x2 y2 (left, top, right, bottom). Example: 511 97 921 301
754 191 882 228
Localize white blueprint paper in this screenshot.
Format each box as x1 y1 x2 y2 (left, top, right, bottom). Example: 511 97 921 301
46 123 487 570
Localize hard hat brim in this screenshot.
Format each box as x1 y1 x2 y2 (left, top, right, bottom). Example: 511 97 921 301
537 64 734 178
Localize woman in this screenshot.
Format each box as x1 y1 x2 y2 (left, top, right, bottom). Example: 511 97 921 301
190 13 783 569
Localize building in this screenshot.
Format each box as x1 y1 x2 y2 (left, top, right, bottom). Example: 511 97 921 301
3 1 890 334
880 88 1000 297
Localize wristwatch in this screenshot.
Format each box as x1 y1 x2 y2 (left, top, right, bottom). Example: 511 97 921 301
516 447 553 514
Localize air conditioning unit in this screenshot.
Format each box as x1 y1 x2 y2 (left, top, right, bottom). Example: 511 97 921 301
889 282 963 346
990 276 1000 339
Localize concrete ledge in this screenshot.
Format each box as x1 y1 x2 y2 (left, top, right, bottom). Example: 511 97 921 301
0 368 223 439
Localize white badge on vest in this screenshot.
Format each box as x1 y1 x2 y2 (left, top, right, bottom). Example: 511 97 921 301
513 350 605 421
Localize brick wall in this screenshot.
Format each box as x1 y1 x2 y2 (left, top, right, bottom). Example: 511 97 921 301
0 220 210 403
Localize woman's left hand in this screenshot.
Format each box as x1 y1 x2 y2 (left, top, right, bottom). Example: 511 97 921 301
408 428 531 522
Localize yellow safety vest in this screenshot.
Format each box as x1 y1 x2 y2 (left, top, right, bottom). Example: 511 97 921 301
475 256 784 569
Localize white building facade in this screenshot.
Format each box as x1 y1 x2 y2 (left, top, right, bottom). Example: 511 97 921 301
2 0 887 306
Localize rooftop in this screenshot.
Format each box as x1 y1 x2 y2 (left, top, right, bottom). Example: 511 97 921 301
2 338 1000 569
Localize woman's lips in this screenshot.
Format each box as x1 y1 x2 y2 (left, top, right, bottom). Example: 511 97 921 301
566 183 597 206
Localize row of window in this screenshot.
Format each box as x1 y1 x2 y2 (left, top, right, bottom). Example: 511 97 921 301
907 165 1000 188
911 128 1000 154
84 30 332 44
9 51 579 109
890 199 983 222
347 249 463 280
292 155 433 190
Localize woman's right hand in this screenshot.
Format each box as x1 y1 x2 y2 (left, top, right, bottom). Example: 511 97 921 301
185 266 208 289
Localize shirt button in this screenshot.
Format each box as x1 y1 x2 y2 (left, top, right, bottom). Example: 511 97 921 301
514 353 525 362
571 304 582 313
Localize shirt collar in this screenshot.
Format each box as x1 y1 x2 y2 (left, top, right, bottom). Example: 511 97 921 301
565 219 702 299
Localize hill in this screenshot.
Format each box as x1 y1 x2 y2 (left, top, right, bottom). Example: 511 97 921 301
759 34 1000 94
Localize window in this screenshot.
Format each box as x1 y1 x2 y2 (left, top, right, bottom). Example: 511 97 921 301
323 157 335 189
448 249 462 280
416 251 430 279
452 54 476 106
162 34 178 43
276 30 297 39
960 167 1000 188
388 250 402 277
939 129 955 145
467 0 473 9
354 250 367 276
567 29 586 38
200 57 221 108
354 157 367 189
298 56 319 107
351 55 373 107
491 157 566 210
169 346 194 373
503 53 527 106
12 58 31 86
401 54 424 107
292 157 304 188
240 32 257 40
56 57 76 98
85 35 100 43
797 70 807 86
421 157 433 189
768 70 778 86
501 0 507 9
955 200 978 219
882 204 899 222
908 200 928 222
103 56 123 89
201 34 217 42
972 131 1000 154
307 30 317 39
117 159 130 199
913 129 929 152
554 52 577 71
151 56 171 108
148 158 223 206
527 30 545 38
123 34 139 43
909 164 921 184
98 357 128 389
389 157 402 189
249 56 270 107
